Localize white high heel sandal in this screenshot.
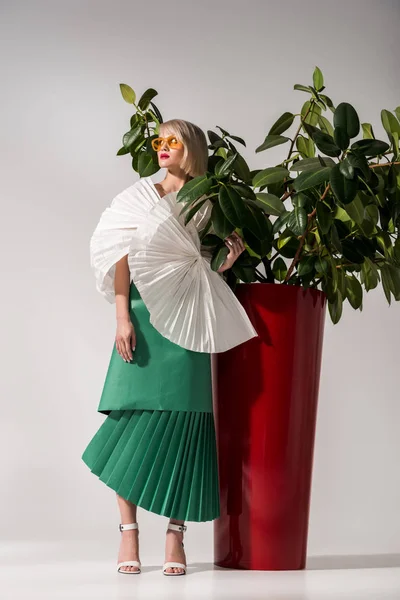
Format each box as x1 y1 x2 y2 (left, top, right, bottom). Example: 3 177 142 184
163 523 187 576
117 522 141 574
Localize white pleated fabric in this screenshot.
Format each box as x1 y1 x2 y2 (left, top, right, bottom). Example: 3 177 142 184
90 176 258 353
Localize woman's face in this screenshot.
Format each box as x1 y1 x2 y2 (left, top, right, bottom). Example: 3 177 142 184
155 132 185 169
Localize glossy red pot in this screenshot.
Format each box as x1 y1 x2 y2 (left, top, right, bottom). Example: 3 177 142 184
212 281 327 570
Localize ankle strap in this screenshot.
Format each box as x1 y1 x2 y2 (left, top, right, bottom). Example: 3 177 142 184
167 523 187 533
119 522 138 531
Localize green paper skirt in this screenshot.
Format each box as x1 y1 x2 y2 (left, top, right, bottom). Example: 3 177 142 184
81 280 221 522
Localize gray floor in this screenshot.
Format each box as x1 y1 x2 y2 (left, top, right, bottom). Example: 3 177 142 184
1 542 400 600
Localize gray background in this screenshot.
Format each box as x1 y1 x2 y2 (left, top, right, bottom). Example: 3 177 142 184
1 0 399 563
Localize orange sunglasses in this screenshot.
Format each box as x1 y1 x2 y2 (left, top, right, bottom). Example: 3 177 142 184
151 135 184 152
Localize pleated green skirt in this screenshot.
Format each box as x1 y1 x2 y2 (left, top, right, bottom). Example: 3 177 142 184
81 280 221 522
81 408 220 521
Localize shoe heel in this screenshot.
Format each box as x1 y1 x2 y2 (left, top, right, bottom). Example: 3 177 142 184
117 522 141 574
163 523 187 576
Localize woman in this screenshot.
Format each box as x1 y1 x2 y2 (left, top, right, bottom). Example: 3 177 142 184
81 119 258 576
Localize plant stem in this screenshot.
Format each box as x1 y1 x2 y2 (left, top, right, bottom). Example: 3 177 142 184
286 102 313 162
370 161 400 169
255 268 268 281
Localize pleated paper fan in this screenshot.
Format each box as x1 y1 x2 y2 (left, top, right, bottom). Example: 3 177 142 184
127 192 259 353
90 177 177 303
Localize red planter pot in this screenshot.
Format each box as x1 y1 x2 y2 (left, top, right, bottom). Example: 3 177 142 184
212 282 327 571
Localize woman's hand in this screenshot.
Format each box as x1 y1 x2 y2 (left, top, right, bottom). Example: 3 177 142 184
217 231 246 273
115 317 136 362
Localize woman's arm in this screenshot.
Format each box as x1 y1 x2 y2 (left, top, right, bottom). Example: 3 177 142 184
114 255 136 362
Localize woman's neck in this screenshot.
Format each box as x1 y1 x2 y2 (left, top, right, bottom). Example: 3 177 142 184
157 171 192 195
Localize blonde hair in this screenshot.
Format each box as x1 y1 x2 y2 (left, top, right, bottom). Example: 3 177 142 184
159 119 208 178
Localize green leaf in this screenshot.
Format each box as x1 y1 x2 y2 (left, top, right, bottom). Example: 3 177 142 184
333 102 360 138
272 210 291 235
334 205 352 222
315 256 329 275
244 205 272 240
297 255 316 276
130 113 140 128
334 126 350 151
232 256 258 282
345 274 363 309
215 152 238 177
116 146 130 156
361 122 375 139
268 112 295 135
364 203 379 226
230 134 246 146
316 201 333 234
294 84 313 93
242 227 271 257
122 125 142 149
176 175 213 204
137 151 158 177
219 185 249 226
360 257 379 291
341 239 365 263
313 66 324 91
211 201 235 238
290 157 335 172
276 231 301 258
329 164 358 204
150 101 163 124
233 154 251 182
318 115 334 137
394 238 400 263
381 109 400 136
213 127 228 139
208 130 229 149
255 135 290 153
353 236 376 259
130 134 146 154
254 192 286 216
309 127 341 157
287 206 308 236
347 152 370 179
214 126 246 146
386 264 400 300
252 167 290 188
330 222 342 252
350 139 390 157
272 256 288 281
137 88 158 111
339 158 355 179
380 265 392 304
119 83 136 104
293 167 331 192
343 193 367 224
376 231 394 260
296 135 315 158
328 289 343 324
211 244 230 272
182 198 209 226
302 101 321 126
320 94 335 110
231 182 257 200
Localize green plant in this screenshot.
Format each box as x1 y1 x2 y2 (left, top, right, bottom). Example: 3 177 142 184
117 71 400 324
117 84 164 176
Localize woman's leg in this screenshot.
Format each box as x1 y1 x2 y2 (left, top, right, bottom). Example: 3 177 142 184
164 517 186 574
116 493 140 572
